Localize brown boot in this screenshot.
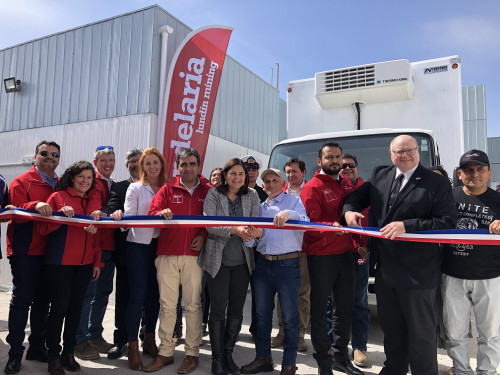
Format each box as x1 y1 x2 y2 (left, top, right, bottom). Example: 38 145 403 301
143 355 174 372
127 341 143 371
143 333 159 358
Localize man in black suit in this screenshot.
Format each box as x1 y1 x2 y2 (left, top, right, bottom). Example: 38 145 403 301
343 135 457 375
92 147 143 359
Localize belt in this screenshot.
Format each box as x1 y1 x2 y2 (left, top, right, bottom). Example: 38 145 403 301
261 252 300 261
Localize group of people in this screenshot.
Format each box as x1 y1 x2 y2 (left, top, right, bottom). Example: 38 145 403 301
0 135 498 375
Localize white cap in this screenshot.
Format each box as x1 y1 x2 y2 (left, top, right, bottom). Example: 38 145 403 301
260 168 283 181
240 155 262 169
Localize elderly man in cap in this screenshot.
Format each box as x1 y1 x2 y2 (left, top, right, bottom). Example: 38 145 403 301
241 168 309 375
441 150 500 375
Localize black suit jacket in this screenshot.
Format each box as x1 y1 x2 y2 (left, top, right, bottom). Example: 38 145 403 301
102 177 133 265
343 164 457 289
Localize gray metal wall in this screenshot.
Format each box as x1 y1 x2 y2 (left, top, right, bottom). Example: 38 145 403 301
487 137 500 188
462 84 487 152
0 5 284 155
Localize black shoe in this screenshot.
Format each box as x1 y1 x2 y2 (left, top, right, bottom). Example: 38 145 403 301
4 356 21 374
107 343 128 360
60 352 80 372
48 358 65 375
332 360 365 375
240 357 274 374
25 347 48 362
318 367 333 375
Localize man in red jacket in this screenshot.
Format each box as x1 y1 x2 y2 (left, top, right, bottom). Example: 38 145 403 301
300 142 364 375
5 140 60 374
144 148 210 374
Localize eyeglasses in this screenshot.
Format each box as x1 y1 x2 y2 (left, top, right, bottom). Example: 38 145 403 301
391 148 417 157
342 163 357 169
39 151 60 158
96 146 114 151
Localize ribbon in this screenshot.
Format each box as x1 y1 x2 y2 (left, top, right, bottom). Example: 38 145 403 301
1 208 498 246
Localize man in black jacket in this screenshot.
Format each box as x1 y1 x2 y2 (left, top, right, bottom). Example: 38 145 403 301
343 135 457 375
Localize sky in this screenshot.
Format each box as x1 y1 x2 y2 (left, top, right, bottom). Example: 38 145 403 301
1 0 500 138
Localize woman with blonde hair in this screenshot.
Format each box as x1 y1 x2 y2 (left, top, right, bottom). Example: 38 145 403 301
111 147 166 370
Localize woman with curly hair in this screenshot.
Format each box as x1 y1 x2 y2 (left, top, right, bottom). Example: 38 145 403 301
198 158 262 375
38 161 102 375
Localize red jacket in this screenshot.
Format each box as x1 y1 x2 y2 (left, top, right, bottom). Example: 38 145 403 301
6 167 57 257
38 187 102 266
148 176 210 256
93 173 115 252
300 171 354 256
344 177 369 253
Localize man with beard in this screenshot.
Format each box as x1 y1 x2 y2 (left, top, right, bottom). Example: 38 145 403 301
91 148 144 359
5 141 60 374
300 142 364 375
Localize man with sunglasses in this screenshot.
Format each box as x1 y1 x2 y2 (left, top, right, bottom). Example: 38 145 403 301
5 140 60 374
338 155 370 368
75 146 116 360
343 135 457 375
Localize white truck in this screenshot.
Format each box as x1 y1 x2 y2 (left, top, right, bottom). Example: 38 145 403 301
269 56 464 293
268 56 464 183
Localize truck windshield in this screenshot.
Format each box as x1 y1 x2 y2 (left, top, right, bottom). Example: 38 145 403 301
269 133 435 182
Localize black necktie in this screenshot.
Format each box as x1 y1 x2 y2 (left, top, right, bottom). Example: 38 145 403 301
388 174 404 209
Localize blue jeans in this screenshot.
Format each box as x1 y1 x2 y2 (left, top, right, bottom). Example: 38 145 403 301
253 255 301 366
7 255 49 356
76 250 115 346
351 252 370 351
126 239 160 341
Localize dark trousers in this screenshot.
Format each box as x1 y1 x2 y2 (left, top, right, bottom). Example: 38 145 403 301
7 255 49 357
126 239 160 341
201 277 211 324
376 268 438 375
308 252 355 368
45 264 93 358
205 263 250 322
113 261 129 345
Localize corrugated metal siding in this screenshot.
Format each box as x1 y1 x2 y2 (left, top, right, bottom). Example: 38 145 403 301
487 137 500 187
462 85 487 152
0 7 158 131
0 5 285 155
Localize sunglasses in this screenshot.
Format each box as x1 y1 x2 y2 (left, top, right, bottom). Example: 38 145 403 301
39 151 60 158
96 146 114 151
342 163 357 169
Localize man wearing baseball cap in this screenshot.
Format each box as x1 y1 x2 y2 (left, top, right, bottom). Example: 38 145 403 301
241 168 309 375
441 149 500 375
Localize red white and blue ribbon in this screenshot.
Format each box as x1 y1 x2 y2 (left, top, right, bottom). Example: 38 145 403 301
1 208 499 245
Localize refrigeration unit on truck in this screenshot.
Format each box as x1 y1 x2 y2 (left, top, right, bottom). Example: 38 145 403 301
268 56 464 182
268 56 464 294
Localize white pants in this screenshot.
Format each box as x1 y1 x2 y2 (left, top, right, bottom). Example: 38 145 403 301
441 274 500 375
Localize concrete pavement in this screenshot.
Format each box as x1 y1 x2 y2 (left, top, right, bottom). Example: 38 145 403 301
0 289 475 375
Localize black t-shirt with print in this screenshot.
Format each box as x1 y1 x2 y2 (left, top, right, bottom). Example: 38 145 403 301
442 187 500 280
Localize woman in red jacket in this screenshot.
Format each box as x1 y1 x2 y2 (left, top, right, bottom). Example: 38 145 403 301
38 161 102 375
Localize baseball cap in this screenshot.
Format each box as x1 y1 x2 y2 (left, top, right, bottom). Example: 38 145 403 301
240 155 262 169
458 149 490 169
261 168 283 181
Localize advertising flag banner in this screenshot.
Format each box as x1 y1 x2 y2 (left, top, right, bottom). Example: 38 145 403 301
161 25 233 181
